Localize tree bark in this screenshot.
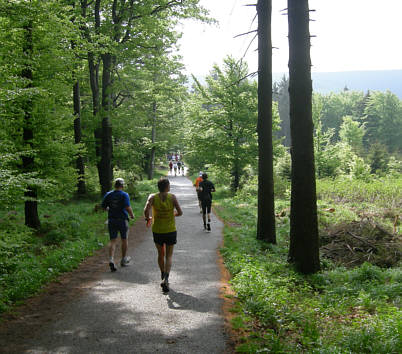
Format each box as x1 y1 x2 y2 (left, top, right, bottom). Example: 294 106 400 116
148 102 157 180
22 20 40 229
287 0 320 273
256 0 276 243
99 52 114 196
231 142 241 192
80 0 103 194
73 79 86 195
71 2 86 196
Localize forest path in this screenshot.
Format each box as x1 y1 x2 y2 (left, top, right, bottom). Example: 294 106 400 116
0 176 227 354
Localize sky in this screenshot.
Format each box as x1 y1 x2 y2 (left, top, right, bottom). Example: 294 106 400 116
177 0 402 76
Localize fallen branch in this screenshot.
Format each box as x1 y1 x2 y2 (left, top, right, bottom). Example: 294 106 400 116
347 231 377 250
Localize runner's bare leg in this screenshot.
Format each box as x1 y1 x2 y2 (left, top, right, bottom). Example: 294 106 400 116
155 243 165 273
121 239 128 259
109 239 118 260
164 245 174 275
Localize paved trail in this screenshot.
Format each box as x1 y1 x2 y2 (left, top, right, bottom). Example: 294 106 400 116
1 176 227 353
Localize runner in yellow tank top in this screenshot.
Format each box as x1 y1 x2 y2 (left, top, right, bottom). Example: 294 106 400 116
152 193 176 234
144 178 182 292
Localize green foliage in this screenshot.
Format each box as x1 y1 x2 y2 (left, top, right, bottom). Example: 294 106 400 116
0 174 162 314
184 56 280 192
339 115 365 154
363 91 402 153
367 142 390 175
317 91 365 140
311 90 401 179
0 0 80 209
215 180 401 353
316 176 402 209
0 200 107 314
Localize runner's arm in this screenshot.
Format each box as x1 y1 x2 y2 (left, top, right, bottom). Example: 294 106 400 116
143 194 154 220
171 194 183 217
125 206 134 219
101 193 109 211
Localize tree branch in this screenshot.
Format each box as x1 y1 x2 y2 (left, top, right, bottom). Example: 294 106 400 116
226 71 257 89
233 29 257 39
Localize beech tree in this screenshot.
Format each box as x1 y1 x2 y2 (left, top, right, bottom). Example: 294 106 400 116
287 0 320 274
0 1 79 228
77 0 208 195
111 47 188 179
187 57 259 192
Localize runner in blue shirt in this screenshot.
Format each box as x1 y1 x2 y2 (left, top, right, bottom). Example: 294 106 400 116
102 178 134 272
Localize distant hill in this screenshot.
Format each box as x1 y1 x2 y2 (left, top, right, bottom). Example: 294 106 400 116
190 70 402 99
273 70 402 98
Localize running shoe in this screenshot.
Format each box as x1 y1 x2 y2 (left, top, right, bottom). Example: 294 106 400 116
207 223 211 232
161 279 169 293
109 262 117 272
120 256 131 267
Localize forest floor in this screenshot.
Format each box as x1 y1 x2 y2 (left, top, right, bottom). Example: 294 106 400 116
0 176 230 353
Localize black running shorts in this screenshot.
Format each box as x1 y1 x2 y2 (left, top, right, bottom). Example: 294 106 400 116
153 231 177 246
201 199 212 214
108 218 129 240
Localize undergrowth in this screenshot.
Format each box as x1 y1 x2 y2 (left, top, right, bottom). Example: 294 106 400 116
0 177 158 316
216 176 401 353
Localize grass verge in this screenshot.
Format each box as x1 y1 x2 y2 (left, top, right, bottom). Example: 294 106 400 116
0 177 160 316
215 177 401 353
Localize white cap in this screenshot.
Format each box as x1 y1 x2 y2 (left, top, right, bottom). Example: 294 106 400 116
114 178 125 188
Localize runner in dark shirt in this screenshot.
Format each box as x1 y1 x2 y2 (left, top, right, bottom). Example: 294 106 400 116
102 178 134 272
198 173 215 232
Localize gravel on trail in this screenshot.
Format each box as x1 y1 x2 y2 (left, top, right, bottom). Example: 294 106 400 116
0 176 228 354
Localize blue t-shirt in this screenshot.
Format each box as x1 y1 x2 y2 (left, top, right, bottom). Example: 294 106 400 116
102 190 130 220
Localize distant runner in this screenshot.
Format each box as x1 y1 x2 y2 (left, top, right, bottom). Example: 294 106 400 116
177 161 182 175
173 162 178 176
144 178 183 292
198 173 215 232
102 178 135 272
181 162 185 176
193 172 204 213
169 160 173 175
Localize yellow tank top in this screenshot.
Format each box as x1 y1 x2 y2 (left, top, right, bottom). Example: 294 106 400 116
152 193 176 234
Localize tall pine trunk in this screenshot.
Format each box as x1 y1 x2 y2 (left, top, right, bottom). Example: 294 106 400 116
256 0 276 243
22 20 40 229
148 102 157 180
287 0 320 273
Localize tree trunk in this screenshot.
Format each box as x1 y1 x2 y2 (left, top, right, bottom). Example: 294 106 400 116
88 52 102 194
230 164 240 192
81 0 105 196
287 0 320 274
73 79 86 195
231 142 241 192
256 0 276 243
99 52 114 196
148 102 157 180
22 20 40 229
